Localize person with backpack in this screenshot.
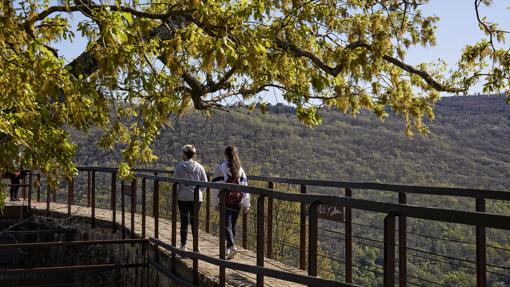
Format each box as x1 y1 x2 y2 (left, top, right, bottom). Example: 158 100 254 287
212 145 250 259
173 144 208 252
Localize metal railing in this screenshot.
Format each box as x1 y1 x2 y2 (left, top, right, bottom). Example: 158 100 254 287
20 166 510 287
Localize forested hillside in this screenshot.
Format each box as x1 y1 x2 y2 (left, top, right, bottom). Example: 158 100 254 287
74 95 510 191
72 95 510 286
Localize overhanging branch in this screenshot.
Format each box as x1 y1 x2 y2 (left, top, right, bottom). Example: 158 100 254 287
276 37 464 93
25 4 195 25
381 55 462 93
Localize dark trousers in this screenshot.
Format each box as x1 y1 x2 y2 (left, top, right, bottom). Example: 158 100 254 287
177 201 202 246
226 203 241 248
9 175 20 200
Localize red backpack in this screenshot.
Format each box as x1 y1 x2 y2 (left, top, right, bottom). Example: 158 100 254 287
225 175 243 205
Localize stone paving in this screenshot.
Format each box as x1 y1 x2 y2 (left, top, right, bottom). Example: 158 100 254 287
7 198 307 287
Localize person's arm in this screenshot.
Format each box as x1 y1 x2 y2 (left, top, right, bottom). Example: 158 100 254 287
240 168 250 210
173 164 181 178
199 166 208 193
173 164 181 199
239 169 248 186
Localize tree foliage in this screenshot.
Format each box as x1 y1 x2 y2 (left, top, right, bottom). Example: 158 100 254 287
0 0 508 180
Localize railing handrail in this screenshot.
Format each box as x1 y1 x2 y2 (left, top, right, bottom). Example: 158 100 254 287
76 166 510 201
0 239 148 250
126 172 510 230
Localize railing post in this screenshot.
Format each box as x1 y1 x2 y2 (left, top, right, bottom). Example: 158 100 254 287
36 173 41 202
131 178 137 239
193 186 200 285
111 172 117 233
300 185 307 271
52 181 56 202
153 179 160 262
91 171 96 228
171 183 178 272
121 180 126 239
153 180 160 239
219 189 226 287
257 194 266 287
267 181 274 259
22 176 26 201
399 192 407 287
242 207 248 249
68 178 74 216
205 175 211 233
308 201 319 278
87 171 91 207
46 185 50 216
384 212 396 287
28 172 32 210
141 178 146 238
345 187 352 283
476 198 486 287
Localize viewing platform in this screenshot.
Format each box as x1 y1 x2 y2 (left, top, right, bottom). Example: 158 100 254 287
5 198 309 287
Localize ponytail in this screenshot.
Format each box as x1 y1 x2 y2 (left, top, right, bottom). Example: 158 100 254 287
225 146 241 180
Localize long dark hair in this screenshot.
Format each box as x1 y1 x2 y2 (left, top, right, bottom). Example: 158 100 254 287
225 145 241 180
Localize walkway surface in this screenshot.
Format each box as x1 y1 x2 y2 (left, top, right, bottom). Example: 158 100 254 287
5 199 307 287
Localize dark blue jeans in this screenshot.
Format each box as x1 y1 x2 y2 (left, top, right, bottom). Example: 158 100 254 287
226 203 241 248
178 201 202 246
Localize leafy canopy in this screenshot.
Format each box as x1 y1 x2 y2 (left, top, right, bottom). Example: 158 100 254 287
0 0 507 181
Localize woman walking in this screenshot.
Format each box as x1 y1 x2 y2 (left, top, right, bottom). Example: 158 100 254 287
173 144 208 251
213 146 250 259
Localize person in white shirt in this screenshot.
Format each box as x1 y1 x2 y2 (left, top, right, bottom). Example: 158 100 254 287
173 144 208 251
212 145 250 259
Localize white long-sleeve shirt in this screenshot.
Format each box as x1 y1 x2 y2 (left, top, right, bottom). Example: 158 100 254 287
211 160 251 209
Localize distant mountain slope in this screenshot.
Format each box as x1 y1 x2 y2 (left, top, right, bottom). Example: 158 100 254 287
74 95 510 190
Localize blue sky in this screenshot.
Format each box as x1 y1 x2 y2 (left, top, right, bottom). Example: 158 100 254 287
407 1 508 68
54 1 509 96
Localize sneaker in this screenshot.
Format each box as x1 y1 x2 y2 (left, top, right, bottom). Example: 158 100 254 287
226 246 238 260
179 244 188 258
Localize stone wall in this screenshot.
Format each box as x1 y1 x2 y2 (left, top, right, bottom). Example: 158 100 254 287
27 209 218 287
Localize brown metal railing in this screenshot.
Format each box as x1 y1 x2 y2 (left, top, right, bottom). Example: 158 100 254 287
24 166 510 287
149 237 352 287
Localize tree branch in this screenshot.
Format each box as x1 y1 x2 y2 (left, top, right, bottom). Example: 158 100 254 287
205 67 237 93
381 54 462 93
275 37 344 76
276 37 464 93
26 4 195 25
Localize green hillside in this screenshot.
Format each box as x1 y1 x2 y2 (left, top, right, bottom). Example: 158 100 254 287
75 95 510 191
